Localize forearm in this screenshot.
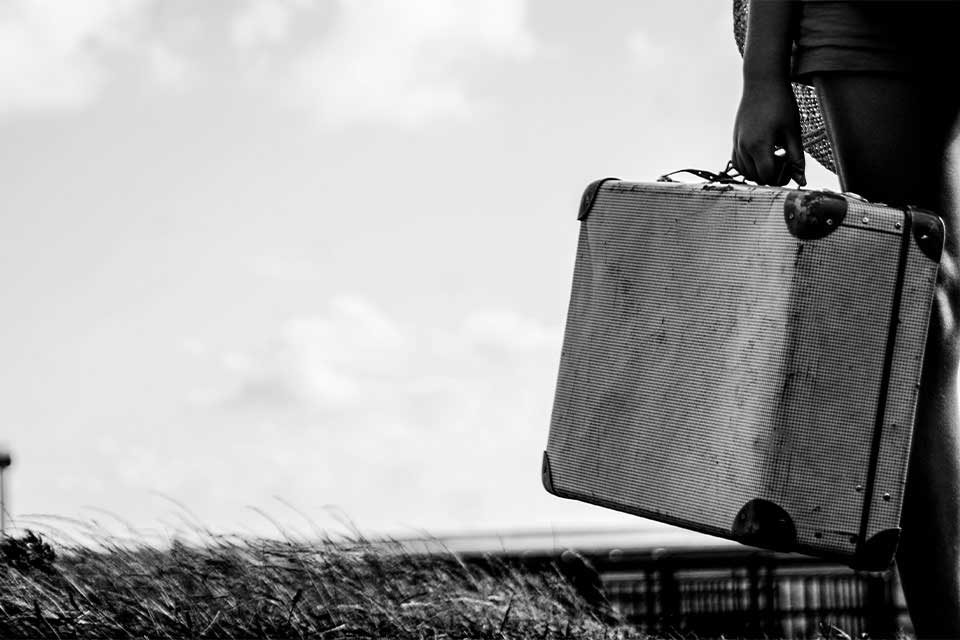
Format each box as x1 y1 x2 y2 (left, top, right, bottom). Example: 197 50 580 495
742 0 798 87
733 0 805 185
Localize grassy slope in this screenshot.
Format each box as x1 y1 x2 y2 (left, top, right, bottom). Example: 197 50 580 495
0 529 644 639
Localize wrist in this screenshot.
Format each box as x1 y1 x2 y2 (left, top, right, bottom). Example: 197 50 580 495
742 71 791 93
742 57 791 84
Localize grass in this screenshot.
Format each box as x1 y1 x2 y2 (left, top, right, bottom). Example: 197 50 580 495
0 519 643 639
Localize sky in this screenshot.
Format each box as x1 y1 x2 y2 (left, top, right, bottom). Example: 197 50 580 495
0 0 839 546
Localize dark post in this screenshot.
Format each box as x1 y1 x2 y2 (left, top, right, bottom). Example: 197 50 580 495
864 572 897 638
645 557 657 630
763 558 781 636
745 555 762 635
655 550 680 633
0 449 10 538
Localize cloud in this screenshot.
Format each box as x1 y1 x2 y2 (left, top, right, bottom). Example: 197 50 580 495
145 43 189 91
250 252 330 283
224 295 412 410
0 0 536 124
0 0 138 113
210 294 559 414
167 294 564 532
292 0 536 127
14 294 595 540
231 0 308 49
0 0 187 116
625 30 667 69
462 309 561 352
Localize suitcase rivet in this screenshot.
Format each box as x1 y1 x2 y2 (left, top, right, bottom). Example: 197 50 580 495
883 493 891 501
855 484 863 493
788 213 795 220
826 218 834 226
862 216 870 224
895 222 902 230
921 234 930 241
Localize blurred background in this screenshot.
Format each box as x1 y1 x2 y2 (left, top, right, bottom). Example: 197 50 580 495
0 0 839 544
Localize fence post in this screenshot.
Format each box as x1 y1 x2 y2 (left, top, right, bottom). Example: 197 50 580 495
656 551 680 633
644 560 657 631
746 555 761 635
0 450 10 538
864 572 896 638
763 558 781 636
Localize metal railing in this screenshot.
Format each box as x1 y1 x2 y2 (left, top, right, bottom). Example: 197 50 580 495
598 548 908 638
470 545 910 639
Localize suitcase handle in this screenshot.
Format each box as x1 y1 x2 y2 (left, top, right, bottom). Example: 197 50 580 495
659 157 801 186
657 161 747 185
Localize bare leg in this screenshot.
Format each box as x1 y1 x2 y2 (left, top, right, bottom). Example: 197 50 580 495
815 73 960 638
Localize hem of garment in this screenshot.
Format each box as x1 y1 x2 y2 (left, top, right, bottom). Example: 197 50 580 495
792 46 917 85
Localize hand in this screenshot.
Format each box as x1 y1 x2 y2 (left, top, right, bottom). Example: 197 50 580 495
732 80 806 187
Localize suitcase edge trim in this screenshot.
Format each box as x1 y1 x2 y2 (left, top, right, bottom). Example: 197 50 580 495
542 449 733 542
544 448 899 570
857 208 914 563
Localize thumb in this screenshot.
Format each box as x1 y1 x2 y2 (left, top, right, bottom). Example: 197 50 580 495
784 130 806 187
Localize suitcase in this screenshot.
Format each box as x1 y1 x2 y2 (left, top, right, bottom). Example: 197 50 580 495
543 176 944 570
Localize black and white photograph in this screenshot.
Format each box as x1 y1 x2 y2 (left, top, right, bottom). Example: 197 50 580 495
2 1 959 637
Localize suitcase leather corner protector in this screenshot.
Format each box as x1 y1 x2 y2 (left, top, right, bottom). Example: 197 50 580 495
546 178 945 572
541 450 556 494
783 191 847 240
909 205 945 262
578 177 619 220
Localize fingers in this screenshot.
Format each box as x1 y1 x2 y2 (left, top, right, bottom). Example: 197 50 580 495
733 144 776 185
732 143 805 187
784 132 807 187
773 147 790 186
753 149 779 186
732 146 759 184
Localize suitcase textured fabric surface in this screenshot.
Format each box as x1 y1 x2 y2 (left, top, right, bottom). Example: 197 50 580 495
543 178 943 570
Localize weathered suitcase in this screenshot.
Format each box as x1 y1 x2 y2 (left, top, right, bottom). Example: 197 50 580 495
543 176 944 570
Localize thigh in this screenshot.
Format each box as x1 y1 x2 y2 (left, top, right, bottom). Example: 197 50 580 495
813 74 955 209
815 72 960 363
